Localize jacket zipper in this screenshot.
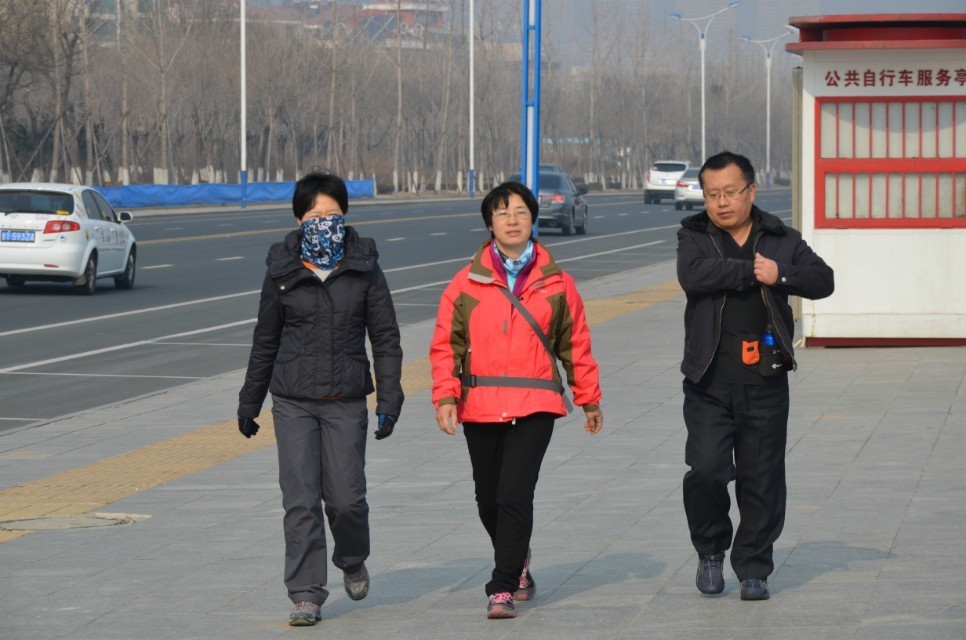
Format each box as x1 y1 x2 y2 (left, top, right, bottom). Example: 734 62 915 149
752 232 796 370
697 231 727 381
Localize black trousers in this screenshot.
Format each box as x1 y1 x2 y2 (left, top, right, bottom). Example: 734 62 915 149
682 375 789 581
463 413 555 596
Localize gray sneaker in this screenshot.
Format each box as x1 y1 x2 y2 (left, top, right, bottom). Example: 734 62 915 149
289 601 321 626
343 563 370 600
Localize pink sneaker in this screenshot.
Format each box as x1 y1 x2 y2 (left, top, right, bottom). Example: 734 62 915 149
515 548 536 601
486 592 516 619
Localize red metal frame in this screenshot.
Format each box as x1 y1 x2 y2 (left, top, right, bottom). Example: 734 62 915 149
787 14 966 53
814 95 965 228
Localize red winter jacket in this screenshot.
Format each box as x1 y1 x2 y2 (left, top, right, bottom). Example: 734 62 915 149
430 239 601 423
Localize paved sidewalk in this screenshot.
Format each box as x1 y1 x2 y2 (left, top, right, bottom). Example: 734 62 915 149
1 259 965 640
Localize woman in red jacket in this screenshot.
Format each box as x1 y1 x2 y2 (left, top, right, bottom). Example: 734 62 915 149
430 181 603 619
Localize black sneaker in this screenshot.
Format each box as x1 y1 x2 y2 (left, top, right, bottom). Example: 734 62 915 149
696 553 725 594
740 578 769 600
343 563 370 600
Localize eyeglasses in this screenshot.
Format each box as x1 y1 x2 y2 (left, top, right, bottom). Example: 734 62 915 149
493 209 530 220
704 183 752 201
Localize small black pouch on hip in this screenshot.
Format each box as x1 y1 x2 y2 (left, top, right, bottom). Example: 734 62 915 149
757 342 785 377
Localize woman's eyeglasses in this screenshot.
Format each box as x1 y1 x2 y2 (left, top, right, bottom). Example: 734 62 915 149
493 209 529 220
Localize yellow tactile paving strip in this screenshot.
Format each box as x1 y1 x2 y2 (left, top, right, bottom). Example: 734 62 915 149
0 279 681 543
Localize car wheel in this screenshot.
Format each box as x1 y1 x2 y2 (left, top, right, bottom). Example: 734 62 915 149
675 202 683 210
687 204 694 211
74 254 97 295
575 209 588 235
5 276 25 288
115 249 136 289
561 213 573 236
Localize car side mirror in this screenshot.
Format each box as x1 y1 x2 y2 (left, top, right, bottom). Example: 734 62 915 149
577 187 588 196
119 211 134 223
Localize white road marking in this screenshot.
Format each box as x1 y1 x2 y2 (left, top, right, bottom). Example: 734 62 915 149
3 371 201 380
0 290 259 337
142 264 174 270
0 319 257 373
555 241 664 263
216 256 244 261
430 232 448 236
386 237 406 242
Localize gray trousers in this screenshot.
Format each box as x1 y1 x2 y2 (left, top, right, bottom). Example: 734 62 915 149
272 395 369 605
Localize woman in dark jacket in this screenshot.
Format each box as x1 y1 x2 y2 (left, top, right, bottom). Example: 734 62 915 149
236 172 403 626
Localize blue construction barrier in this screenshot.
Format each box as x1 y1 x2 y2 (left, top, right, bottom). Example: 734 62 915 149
94 180 376 209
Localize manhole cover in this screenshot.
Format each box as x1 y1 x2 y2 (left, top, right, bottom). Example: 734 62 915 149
0 512 150 531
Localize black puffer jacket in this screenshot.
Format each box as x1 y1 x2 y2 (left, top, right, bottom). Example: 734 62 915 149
677 206 834 383
237 226 403 418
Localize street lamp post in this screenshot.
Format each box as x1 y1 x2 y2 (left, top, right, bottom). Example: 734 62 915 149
741 31 791 189
669 2 740 163
240 0 247 208
468 0 475 198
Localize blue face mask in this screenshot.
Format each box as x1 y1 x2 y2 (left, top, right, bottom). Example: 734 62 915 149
300 215 345 269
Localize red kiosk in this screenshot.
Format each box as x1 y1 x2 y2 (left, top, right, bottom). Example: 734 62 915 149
787 14 966 346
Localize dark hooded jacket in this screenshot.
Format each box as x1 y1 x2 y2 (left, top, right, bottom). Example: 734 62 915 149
237 226 403 417
677 205 834 384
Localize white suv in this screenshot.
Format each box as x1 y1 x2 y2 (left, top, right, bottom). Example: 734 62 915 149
644 161 689 204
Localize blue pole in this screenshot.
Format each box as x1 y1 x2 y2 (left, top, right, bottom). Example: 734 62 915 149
532 0 541 192
520 0 529 184
521 0 541 236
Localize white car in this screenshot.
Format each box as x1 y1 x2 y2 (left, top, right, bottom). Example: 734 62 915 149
674 168 705 211
644 160 689 204
0 183 136 295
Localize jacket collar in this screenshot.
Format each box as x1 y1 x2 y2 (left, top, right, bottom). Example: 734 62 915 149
680 204 787 237
467 238 562 287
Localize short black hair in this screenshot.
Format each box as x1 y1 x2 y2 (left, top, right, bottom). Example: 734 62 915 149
698 151 756 189
292 172 349 220
480 181 539 233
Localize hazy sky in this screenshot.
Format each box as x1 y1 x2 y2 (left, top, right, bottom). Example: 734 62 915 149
546 0 965 69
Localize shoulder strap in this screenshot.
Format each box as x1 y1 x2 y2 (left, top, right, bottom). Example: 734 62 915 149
498 285 555 362
494 286 573 412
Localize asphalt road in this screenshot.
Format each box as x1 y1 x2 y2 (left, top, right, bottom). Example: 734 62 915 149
0 191 792 432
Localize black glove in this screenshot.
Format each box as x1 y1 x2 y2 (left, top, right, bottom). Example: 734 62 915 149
375 414 397 440
237 415 260 438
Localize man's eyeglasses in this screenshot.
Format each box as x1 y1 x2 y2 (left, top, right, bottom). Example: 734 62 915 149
493 209 529 220
704 183 752 201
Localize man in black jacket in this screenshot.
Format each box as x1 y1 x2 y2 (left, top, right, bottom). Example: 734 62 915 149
237 173 403 626
677 152 833 601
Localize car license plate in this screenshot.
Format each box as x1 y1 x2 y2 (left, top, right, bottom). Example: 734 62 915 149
1 229 35 243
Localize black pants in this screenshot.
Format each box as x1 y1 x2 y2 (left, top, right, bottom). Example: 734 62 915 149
682 375 789 581
463 413 555 595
